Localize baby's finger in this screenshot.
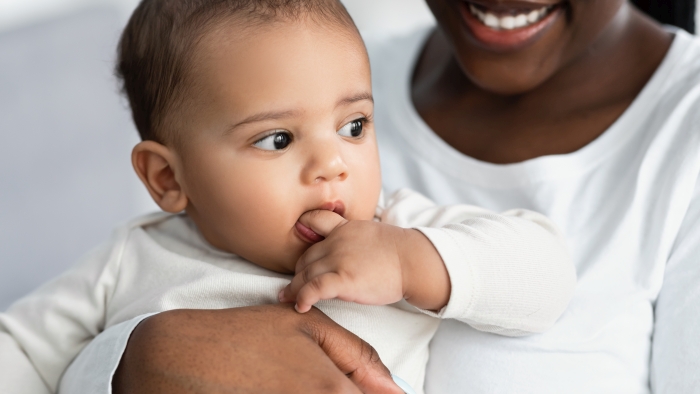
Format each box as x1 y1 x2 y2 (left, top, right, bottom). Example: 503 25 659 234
295 272 344 313
282 261 334 303
295 241 331 274
299 210 348 238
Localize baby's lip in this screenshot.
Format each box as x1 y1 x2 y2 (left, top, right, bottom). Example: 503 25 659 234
293 200 346 244
317 200 346 218
294 221 324 244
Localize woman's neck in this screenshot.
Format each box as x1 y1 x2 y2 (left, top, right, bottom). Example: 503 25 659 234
411 5 673 164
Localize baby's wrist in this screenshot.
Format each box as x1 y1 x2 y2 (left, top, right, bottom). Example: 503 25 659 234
398 229 451 311
396 228 417 300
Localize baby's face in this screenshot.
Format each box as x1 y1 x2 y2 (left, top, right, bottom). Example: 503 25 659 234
173 20 381 273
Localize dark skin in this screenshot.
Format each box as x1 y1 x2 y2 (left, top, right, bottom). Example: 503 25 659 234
415 0 672 163
114 1 672 392
113 304 402 394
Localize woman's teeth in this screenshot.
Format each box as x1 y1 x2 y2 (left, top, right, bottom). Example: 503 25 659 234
468 4 551 30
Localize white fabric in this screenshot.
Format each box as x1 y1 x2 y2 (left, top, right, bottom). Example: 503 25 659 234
367 27 700 393
0 189 573 394
60 313 156 394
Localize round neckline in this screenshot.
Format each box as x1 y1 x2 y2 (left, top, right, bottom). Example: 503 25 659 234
387 27 687 189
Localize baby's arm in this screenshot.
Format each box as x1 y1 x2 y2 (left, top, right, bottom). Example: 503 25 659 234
282 188 576 335
0 233 120 393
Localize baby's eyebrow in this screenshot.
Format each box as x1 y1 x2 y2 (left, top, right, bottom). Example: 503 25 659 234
336 92 374 108
227 109 300 132
225 92 373 134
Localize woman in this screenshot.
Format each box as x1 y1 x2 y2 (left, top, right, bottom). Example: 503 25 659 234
68 0 700 392
370 0 699 392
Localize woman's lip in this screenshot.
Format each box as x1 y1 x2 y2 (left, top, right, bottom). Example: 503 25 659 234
467 0 562 12
459 1 563 52
294 221 324 244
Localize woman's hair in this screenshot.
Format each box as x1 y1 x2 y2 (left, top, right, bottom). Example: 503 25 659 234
631 0 696 33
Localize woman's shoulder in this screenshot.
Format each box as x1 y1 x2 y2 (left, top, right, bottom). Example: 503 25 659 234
656 29 700 95
627 29 700 147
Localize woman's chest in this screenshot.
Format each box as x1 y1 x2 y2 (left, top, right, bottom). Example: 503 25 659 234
414 96 633 165
380 128 697 313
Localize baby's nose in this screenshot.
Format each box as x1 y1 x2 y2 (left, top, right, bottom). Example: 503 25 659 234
302 142 349 184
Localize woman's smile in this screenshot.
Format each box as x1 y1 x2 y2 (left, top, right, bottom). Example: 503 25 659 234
459 0 566 50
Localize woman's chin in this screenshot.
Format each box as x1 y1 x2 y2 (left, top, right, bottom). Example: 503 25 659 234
465 63 555 96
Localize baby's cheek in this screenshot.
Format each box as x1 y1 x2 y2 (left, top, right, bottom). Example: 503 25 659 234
347 139 381 201
357 169 382 219
346 193 380 222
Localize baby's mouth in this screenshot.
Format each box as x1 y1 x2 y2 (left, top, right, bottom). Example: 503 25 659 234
318 200 346 218
294 221 325 244
294 201 346 244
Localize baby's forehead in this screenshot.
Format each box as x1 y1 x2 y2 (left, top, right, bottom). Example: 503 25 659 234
172 17 371 137
190 16 367 85
190 19 369 94
198 15 366 60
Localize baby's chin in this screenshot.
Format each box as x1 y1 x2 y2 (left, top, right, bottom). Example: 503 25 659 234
194 230 302 275
260 255 303 276
243 241 310 276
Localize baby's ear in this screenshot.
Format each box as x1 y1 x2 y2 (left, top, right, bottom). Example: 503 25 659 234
132 141 188 213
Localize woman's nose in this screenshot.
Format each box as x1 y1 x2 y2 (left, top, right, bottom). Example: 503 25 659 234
301 140 349 184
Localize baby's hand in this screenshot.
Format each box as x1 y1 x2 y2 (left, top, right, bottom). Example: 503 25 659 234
279 210 450 313
280 210 405 312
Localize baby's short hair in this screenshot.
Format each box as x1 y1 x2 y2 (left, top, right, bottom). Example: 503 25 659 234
117 0 358 145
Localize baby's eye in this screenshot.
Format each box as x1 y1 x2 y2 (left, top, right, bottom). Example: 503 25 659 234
254 131 292 151
338 119 365 138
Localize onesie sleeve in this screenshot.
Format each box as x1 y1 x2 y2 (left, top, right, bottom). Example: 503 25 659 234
650 174 700 393
58 313 155 394
379 188 576 336
0 228 125 393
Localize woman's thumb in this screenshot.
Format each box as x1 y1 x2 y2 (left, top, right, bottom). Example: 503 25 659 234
309 324 405 394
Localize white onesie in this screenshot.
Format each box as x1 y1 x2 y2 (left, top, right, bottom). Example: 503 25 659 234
0 188 575 394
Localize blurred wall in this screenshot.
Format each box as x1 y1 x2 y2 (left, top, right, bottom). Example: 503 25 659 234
0 1 433 311
0 7 147 311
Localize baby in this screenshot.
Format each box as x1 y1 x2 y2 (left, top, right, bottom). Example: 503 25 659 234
0 1 577 393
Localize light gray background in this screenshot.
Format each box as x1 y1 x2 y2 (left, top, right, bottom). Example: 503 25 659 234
0 1 433 311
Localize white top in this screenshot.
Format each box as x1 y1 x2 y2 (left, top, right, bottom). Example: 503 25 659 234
369 27 700 393
0 189 574 394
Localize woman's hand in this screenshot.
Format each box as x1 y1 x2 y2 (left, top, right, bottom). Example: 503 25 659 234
112 304 403 394
281 210 451 313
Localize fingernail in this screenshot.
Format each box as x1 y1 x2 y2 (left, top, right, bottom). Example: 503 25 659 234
294 304 302 313
278 289 286 302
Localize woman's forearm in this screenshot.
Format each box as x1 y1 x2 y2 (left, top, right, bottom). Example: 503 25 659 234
62 305 402 394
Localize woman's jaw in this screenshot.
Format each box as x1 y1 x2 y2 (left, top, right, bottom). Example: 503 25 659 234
426 0 627 95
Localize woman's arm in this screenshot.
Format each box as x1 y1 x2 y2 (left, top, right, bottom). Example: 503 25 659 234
651 174 700 393
60 305 403 394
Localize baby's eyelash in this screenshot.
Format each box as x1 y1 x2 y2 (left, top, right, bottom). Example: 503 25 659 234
351 115 372 128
